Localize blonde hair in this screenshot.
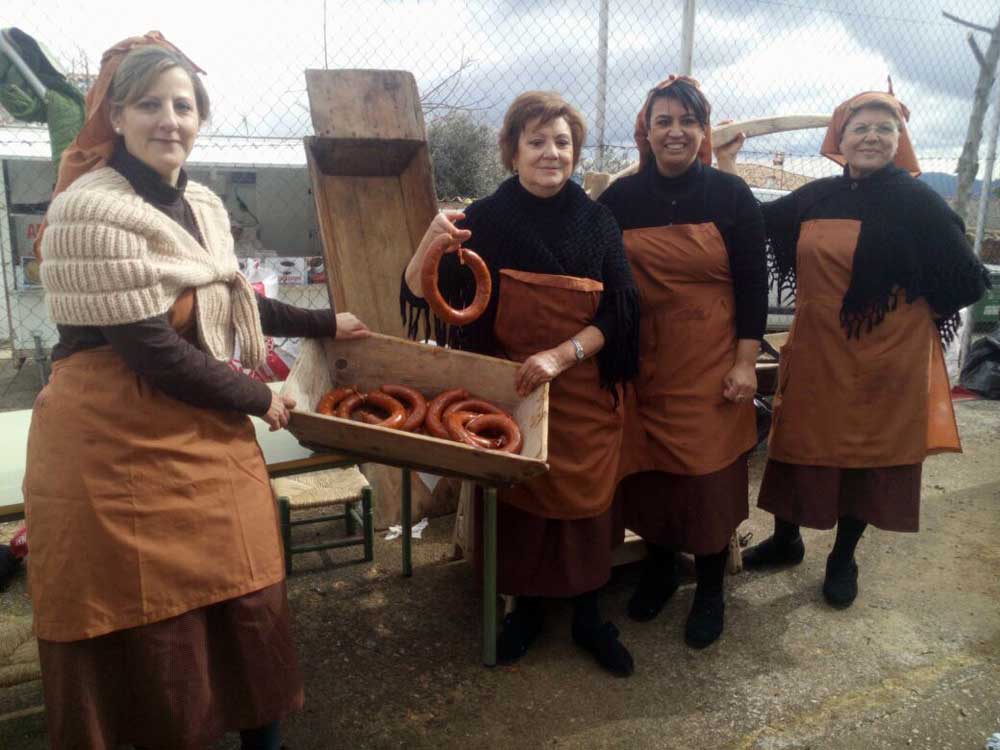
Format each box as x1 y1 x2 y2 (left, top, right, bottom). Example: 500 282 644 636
109 46 210 123
498 91 586 172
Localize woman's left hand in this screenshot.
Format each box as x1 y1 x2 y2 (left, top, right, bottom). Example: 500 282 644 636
335 312 371 340
515 348 569 397
722 361 757 403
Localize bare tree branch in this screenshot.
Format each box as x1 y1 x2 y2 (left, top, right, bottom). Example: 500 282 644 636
969 34 987 68
943 10 993 34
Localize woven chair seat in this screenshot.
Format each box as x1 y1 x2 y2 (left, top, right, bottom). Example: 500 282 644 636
0 616 40 687
271 466 370 510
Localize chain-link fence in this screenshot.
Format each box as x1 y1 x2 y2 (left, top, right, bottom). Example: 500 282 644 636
2 0 998 370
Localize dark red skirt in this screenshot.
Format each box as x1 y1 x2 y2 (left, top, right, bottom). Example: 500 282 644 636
475 492 624 598
37 581 303 750
618 456 749 555
757 459 922 532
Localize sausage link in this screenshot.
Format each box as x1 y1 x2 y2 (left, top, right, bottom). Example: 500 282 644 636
316 386 358 416
379 384 428 432
425 388 469 439
420 244 492 326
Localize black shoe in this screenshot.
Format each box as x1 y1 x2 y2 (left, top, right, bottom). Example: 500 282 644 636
742 533 805 569
496 607 544 664
684 592 725 649
572 621 635 677
823 555 859 609
627 557 680 622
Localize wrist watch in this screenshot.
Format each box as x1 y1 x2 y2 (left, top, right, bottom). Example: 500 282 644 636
570 337 586 362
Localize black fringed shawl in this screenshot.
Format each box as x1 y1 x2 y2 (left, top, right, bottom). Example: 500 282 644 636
763 164 991 344
400 177 640 393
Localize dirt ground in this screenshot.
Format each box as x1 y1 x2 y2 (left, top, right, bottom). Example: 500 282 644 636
1 398 998 749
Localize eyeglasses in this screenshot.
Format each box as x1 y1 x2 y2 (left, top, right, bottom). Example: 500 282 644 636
847 124 898 137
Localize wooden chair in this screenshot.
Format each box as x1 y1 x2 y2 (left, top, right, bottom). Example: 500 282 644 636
272 465 374 574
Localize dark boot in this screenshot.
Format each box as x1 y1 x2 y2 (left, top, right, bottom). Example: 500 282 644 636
822 517 866 608
684 546 728 649
684 591 725 649
742 517 805 568
496 596 544 664
572 590 634 677
627 544 680 622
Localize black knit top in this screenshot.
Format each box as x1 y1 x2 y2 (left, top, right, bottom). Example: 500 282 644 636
401 176 640 389
52 142 336 415
598 159 768 340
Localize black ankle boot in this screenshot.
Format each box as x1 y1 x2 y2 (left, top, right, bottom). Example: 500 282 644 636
684 591 725 649
742 533 805 569
572 621 634 677
823 554 859 608
627 551 680 622
496 606 544 664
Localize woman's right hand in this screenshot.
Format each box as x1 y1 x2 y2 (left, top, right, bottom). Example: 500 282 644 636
264 393 296 432
405 212 472 297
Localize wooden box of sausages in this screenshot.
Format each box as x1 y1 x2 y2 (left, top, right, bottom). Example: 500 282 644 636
280 333 550 484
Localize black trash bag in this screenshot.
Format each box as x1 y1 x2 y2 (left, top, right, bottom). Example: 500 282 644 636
0 545 22 591
960 323 1000 399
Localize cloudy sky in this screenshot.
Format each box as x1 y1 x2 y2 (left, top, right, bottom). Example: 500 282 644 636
3 0 997 177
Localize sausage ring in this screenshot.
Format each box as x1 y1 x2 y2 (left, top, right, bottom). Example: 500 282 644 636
379 385 428 432
335 391 407 429
421 244 492 326
316 386 358 416
442 398 506 419
445 410 523 454
425 388 469 439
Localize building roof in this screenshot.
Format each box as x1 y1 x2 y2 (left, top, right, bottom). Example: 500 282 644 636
0 125 307 167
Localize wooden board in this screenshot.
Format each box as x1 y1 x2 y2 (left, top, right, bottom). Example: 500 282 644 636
304 70 438 339
712 114 831 148
280 333 550 485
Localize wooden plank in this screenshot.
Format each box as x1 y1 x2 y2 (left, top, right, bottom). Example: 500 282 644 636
280 334 550 485
305 69 426 141
307 136 425 177
397 144 439 264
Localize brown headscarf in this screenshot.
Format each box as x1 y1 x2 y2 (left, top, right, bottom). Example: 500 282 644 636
633 75 713 171
36 31 203 258
819 90 920 176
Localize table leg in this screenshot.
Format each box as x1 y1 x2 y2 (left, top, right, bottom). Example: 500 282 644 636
482 485 497 667
401 468 412 577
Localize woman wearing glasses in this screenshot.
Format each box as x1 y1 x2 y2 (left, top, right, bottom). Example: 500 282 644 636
715 89 989 607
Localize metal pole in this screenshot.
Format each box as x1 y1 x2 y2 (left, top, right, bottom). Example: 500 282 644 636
679 0 697 75
958 75 1000 370
595 0 609 171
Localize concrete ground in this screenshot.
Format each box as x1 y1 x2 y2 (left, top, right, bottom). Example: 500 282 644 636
0 399 998 749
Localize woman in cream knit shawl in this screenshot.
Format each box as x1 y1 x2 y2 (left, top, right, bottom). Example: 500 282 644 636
25 39 367 750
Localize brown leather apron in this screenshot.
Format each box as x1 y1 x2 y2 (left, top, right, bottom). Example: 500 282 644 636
493 269 623 520
24 290 285 642
768 219 960 467
620 222 757 478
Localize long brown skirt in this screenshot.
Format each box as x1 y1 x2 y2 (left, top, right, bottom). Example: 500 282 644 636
619 456 749 555
37 581 303 750
757 459 922 532
475 494 624 598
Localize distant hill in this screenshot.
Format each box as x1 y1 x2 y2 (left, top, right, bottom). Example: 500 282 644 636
919 171 984 198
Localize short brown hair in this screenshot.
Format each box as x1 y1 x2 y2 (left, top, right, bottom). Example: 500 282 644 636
498 91 586 172
109 46 211 123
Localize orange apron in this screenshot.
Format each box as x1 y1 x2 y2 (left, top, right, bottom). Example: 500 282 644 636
768 219 960 467
493 270 624 520
24 291 284 642
620 223 757 477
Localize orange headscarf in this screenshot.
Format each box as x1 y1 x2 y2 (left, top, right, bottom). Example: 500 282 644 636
633 75 713 171
37 32 203 258
819 90 920 176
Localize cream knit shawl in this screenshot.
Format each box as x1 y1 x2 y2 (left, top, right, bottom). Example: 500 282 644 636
40 167 266 369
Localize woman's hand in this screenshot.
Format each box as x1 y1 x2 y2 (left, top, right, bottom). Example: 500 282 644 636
404 213 473 297
713 122 745 175
264 393 297 432
722 360 756 404
335 312 371 340
515 348 572 397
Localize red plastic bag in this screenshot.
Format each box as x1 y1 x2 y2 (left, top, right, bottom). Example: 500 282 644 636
9 524 27 559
